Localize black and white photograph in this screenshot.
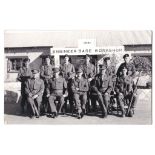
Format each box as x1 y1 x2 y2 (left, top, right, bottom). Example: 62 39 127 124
4 30 152 124
1 0 155 155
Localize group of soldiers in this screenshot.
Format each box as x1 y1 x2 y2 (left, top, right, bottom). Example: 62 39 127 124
17 53 138 119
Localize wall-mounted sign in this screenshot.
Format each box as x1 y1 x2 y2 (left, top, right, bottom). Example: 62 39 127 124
78 39 96 48
51 46 125 55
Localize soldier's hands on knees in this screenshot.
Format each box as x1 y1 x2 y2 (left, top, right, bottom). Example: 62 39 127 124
63 94 67 98
76 87 79 91
46 94 50 98
119 92 123 96
28 94 33 98
88 78 92 82
105 92 109 96
32 94 38 99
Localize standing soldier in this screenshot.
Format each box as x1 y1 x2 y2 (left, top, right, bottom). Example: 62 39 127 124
60 54 75 113
104 57 117 110
17 58 32 114
104 56 116 87
46 68 68 118
81 54 96 112
40 56 54 114
82 54 96 82
71 68 89 119
115 66 138 117
90 65 113 117
25 69 44 118
117 54 136 78
60 54 75 81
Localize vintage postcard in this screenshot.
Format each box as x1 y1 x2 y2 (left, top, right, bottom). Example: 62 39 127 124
4 30 152 124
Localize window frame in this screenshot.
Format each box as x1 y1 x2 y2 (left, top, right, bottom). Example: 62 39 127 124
6 56 28 73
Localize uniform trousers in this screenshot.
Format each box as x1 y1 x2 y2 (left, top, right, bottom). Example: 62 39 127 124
27 95 42 116
48 92 65 113
90 93 107 115
116 92 138 114
73 92 87 114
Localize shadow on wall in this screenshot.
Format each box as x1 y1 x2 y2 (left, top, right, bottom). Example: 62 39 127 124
4 90 22 116
29 49 51 70
29 54 42 70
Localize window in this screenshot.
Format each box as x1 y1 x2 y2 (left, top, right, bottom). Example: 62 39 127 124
7 57 28 73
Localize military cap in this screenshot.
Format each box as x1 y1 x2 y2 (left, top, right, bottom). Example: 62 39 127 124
99 65 106 70
23 58 30 62
64 54 69 58
77 68 83 73
53 67 60 73
123 54 129 59
31 69 39 74
104 57 110 62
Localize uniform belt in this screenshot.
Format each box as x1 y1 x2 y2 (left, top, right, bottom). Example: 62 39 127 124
52 90 63 93
91 93 98 96
76 91 87 94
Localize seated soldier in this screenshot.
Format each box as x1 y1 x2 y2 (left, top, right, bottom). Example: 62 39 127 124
71 68 89 119
117 54 136 78
25 69 44 118
46 67 68 118
115 66 138 117
90 65 113 118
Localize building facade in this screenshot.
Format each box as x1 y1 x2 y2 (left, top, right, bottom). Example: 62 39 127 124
4 30 152 82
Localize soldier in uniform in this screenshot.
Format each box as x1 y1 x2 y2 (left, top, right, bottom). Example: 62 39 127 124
17 58 32 114
60 54 75 81
104 56 116 86
60 54 75 113
25 69 44 118
81 54 96 112
71 68 89 119
90 65 113 117
46 67 68 118
117 54 136 78
82 54 96 82
40 56 54 114
104 57 117 111
115 66 138 117
40 56 54 84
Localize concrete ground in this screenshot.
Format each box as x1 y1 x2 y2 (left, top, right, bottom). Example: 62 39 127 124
4 89 152 125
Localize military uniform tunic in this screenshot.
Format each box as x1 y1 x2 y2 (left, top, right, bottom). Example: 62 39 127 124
106 65 116 81
40 64 54 84
60 63 75 80
82 62 95 79
117 62 136 78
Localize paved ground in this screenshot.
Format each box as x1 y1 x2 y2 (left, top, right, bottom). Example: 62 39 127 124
4 89 152 125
